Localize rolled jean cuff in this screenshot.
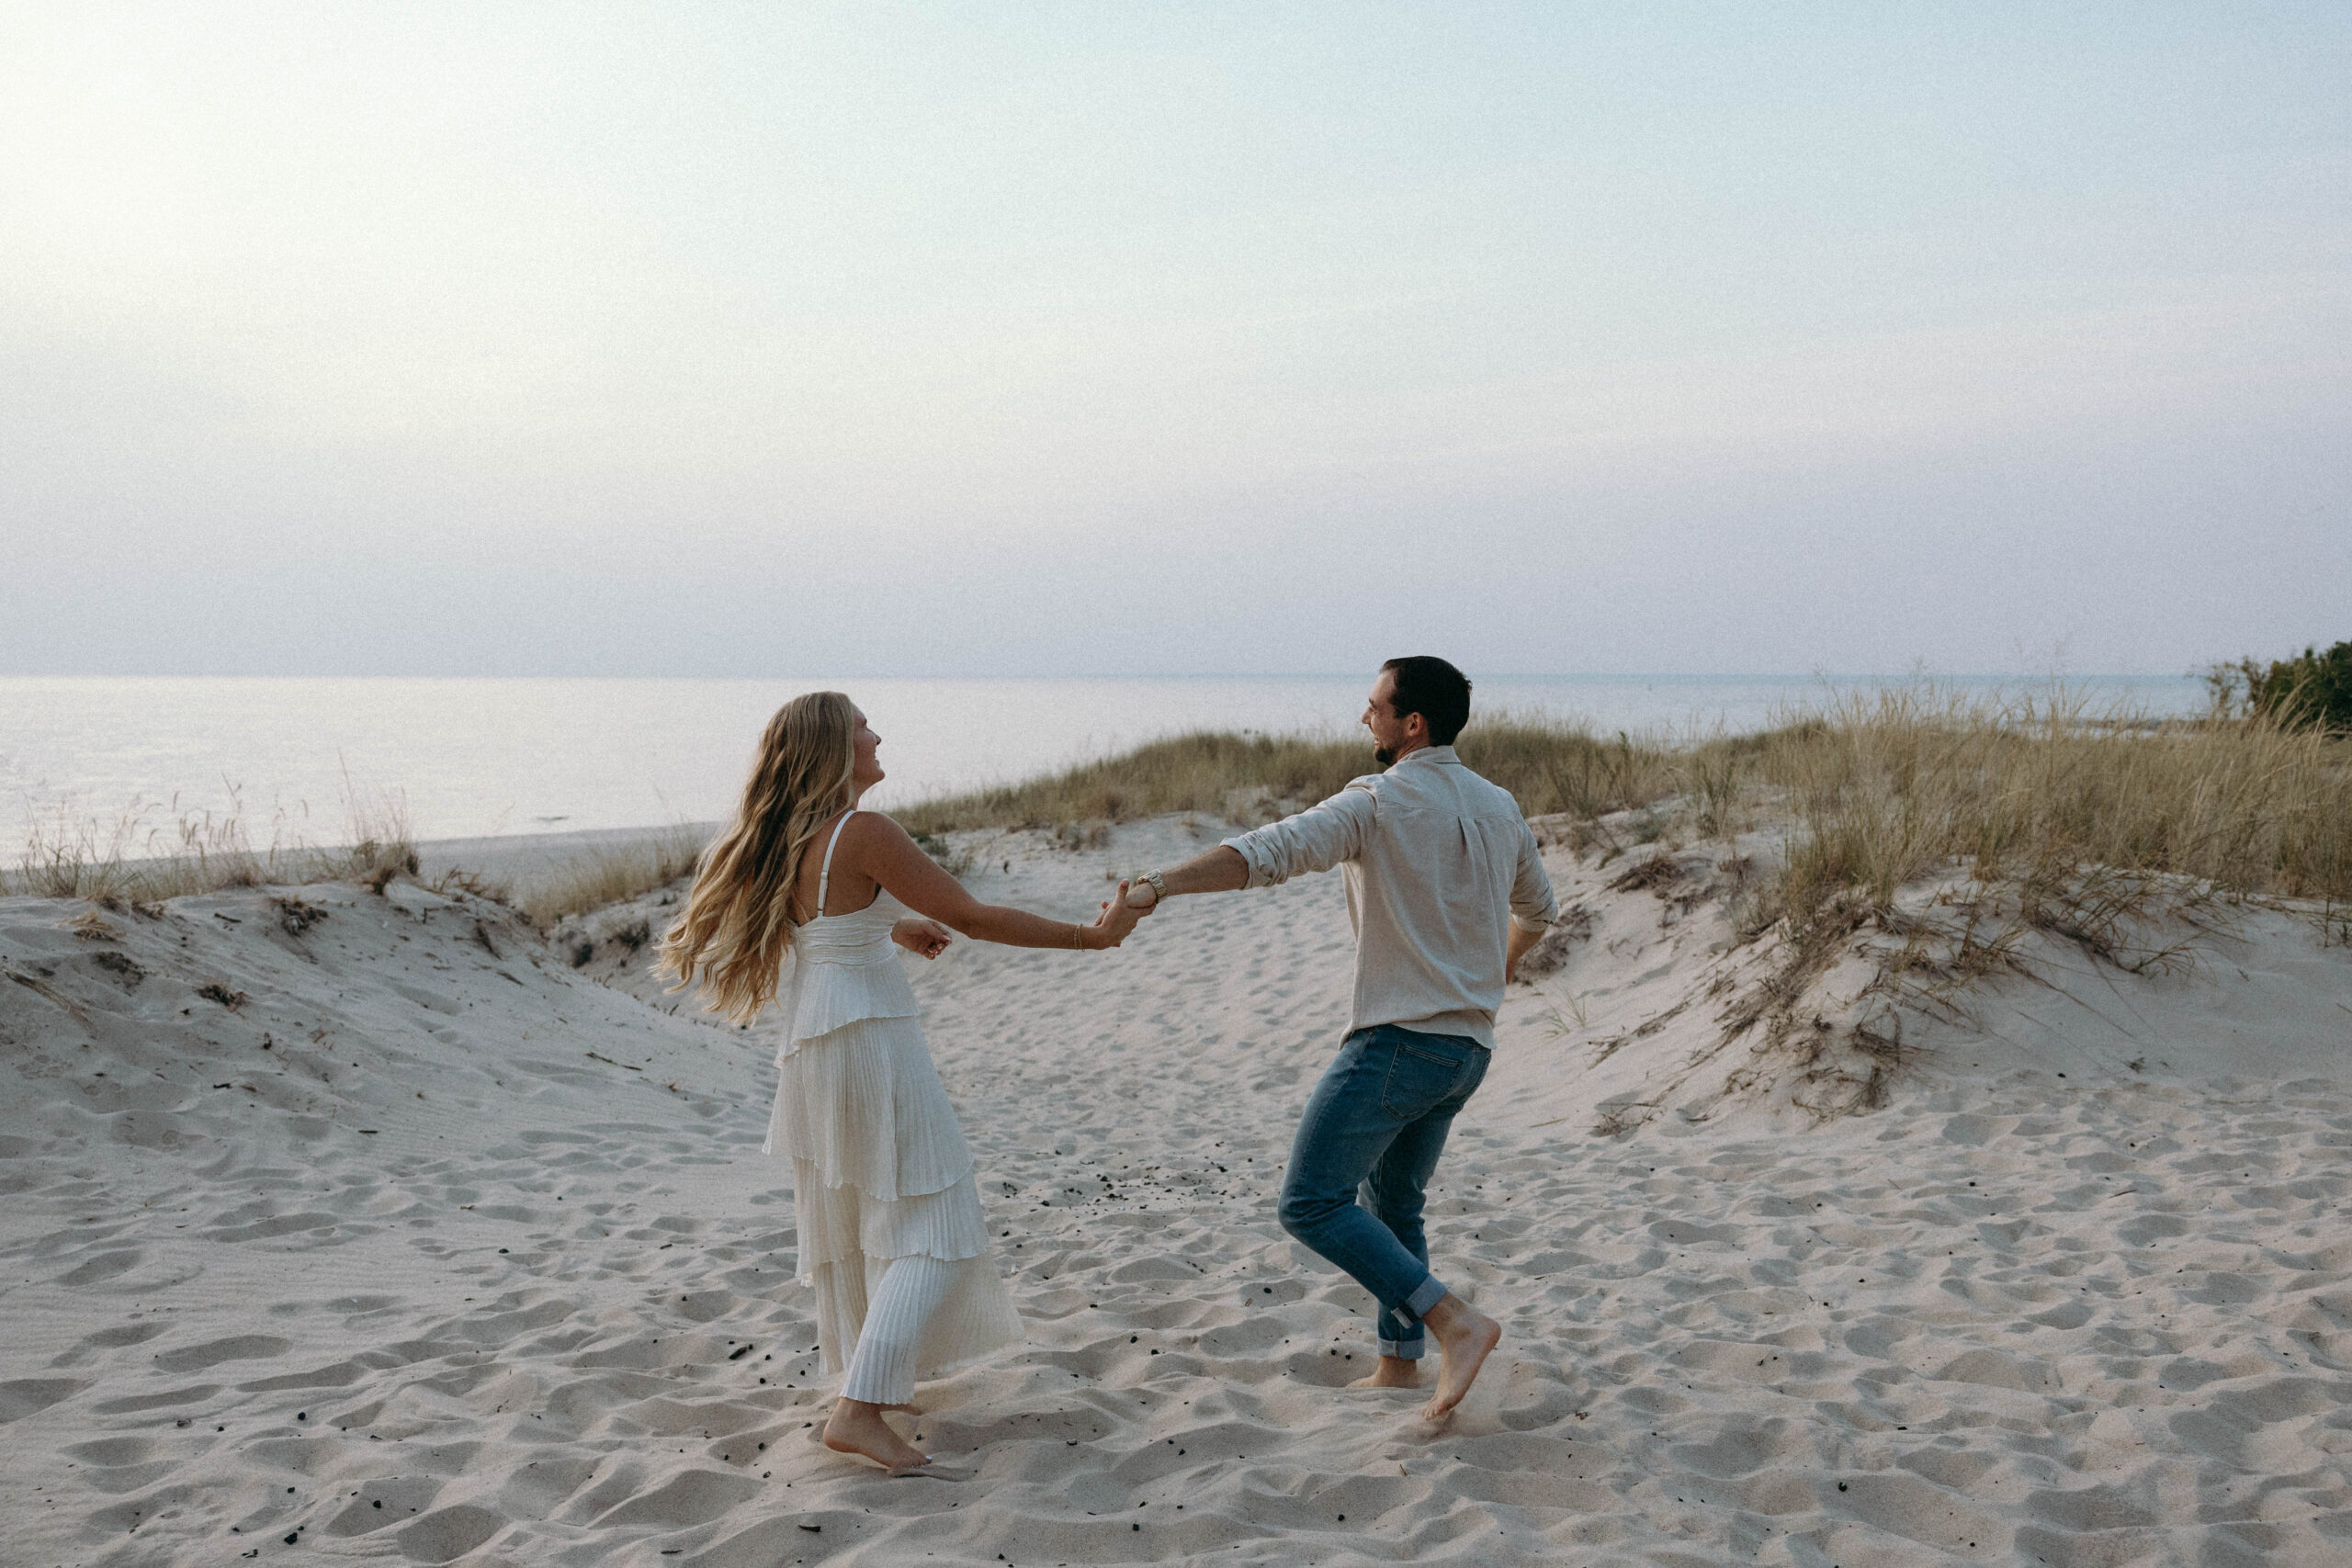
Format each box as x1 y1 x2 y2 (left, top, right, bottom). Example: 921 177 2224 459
1377 1274 1450 1358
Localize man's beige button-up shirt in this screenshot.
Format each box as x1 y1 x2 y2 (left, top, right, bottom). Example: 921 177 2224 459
1221 745 1557 1048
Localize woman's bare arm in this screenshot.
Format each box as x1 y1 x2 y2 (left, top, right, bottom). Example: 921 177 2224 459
846 813 1139 951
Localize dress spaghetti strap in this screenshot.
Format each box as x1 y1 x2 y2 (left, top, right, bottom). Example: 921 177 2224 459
816 809 859 917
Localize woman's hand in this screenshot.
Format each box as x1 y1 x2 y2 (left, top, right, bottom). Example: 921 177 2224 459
891 916 955 960
1091 880 1144 948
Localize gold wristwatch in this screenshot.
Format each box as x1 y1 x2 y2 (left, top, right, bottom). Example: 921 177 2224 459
1135 869 1167 903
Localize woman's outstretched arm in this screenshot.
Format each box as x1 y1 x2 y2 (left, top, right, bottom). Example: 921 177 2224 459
849 813 1141 951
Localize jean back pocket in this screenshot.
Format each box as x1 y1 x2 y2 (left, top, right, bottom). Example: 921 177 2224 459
1378 1034 1483 1118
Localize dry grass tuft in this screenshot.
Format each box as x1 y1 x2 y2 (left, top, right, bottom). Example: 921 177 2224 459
6 784 419 906
513 824 709 927
66 908 122 942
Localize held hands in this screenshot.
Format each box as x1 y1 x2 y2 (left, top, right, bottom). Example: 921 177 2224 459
1090 880 1144 949
1121 879 1160 915
891 917 955 961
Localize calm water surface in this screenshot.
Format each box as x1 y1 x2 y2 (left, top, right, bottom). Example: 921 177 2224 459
0 675 2206 851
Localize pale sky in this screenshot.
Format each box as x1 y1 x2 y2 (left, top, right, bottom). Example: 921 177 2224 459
4 3 2346 677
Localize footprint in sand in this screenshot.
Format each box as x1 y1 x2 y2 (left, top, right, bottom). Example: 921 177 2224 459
153 1335 294 1373
0 1377 87 1424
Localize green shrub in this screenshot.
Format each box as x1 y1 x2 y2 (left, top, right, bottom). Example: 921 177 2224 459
2242 642 2352 734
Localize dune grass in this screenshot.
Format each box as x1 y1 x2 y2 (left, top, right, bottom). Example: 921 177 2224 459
1745 686 2352 924
899 685 2352 924
894 718 1693 838
511 823 709 927
6 786 420 905
4 777 706 929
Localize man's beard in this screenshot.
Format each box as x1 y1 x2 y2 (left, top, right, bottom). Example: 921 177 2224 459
1373 744 1396 767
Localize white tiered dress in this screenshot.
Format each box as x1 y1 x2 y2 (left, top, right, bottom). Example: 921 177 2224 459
765 815 1023 1387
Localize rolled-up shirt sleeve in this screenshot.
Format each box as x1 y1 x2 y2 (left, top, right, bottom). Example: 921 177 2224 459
1508 820 1559 931
1221 784 1376 887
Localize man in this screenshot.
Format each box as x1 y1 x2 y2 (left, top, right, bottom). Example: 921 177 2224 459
1123 656 1557 1422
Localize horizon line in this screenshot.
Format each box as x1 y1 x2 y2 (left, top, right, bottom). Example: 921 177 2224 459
0 670 2212 683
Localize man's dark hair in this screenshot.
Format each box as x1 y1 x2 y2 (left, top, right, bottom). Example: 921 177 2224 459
1381 656 1472 745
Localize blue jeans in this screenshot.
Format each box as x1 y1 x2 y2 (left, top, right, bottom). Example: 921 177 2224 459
1276 1024 1489 1359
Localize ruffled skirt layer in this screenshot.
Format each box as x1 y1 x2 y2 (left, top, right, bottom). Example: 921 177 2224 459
769 1012 1022 1381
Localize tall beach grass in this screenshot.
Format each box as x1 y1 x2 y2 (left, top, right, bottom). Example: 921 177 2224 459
1747 685 2351 923
902 684 2352 919
893 717 1695 838
511 823 708 927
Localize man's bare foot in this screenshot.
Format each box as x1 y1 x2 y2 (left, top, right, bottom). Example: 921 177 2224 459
822 1398 929 1472
1348 1354 1423 1390
1417 1294 1501 1423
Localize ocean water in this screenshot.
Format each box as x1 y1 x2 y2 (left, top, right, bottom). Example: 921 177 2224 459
0 674 2207 852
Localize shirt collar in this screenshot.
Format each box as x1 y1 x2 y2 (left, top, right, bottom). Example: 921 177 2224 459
1396 744 1460 767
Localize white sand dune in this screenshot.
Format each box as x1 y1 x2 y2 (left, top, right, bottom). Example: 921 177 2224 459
5 814 2352 1565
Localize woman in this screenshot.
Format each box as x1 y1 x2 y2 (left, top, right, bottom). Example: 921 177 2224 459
659 692 1140 1477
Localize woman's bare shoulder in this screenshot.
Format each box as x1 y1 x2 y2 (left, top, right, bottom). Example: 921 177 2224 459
845 807 910 840
840 808 917 859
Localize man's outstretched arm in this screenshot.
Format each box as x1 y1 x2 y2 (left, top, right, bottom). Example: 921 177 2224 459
1132 788 1375 910
1126 845 1248 910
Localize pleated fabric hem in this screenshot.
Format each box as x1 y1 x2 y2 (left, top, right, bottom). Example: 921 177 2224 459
831 1340 1008 1393
805 1250 1024 1381
789 1157 992 1278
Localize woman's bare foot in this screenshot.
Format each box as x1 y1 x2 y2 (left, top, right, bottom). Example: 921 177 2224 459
1417 1294 1501 1423
808 1397 919 1447
822 1398 929 1472
818 1397 918 1416
1348 1354 1423 1390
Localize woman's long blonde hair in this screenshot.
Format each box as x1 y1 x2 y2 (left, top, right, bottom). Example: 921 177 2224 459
658 691 856 1024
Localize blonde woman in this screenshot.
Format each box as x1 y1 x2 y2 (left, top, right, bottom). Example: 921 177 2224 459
660 692 1140 1477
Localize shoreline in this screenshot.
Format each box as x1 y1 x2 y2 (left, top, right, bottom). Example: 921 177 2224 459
414 819 721 890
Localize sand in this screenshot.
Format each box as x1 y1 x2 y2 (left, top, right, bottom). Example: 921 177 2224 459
5 812 2352 1565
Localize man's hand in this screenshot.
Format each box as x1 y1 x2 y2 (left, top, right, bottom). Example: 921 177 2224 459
891 917 955 960
1504 919 1545 983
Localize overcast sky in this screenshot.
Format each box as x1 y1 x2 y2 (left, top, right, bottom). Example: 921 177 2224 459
4 3 2346 677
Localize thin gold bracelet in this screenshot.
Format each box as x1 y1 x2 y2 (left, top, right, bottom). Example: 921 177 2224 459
1070 921 1083 950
